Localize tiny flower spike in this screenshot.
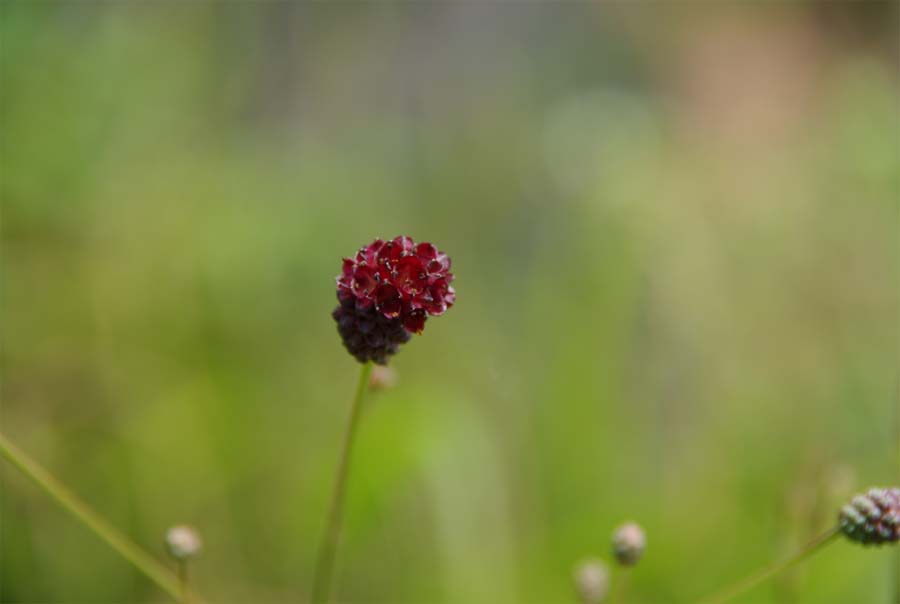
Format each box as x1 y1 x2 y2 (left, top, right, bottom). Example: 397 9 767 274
839 487 900 545
333 236 455 364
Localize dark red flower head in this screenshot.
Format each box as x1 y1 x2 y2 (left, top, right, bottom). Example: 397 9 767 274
333 236 455 364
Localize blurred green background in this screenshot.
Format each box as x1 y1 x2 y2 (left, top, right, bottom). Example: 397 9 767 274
1 2 898 602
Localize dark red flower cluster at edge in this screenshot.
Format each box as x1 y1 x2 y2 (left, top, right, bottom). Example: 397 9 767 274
332 236 455 364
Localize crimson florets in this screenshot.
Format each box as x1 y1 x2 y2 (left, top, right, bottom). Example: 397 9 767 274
332 295 411 365
333 236 455 364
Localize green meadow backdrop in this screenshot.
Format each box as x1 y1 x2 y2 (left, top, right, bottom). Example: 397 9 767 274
2 3 897 602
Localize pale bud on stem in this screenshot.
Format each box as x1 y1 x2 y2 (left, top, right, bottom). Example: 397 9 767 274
612 522 646 567
165 525 202 561
165 525 202 604
574 558 609 604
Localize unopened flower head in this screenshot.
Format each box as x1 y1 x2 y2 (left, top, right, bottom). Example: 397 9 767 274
839 487 900 546
573 558 609 604
334 236 455 364
612 522 646 566
165 525 202 561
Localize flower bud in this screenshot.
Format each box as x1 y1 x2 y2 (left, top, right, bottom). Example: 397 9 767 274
165 525 202 561
573 558 609 604
839 487 900 545
612 522 646 566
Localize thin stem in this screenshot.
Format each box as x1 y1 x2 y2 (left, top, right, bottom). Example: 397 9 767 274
893 373 900 604
893 549 899 604
611 568 629 604
311 362 373 604
178 560 190 604
697 527 840 604
0 431 187 602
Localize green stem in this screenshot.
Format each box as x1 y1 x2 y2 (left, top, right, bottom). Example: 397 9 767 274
893 549 899 604
0 431 187 601
893 375 900 604
611 568 629 604
178 560 190 604
311 362 373 604
697 527 840 604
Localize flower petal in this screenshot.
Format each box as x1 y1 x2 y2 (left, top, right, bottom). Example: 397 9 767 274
402 309 427 334
375 284 402 319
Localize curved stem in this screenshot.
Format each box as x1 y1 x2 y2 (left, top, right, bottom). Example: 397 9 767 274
697 527 840 604
311 362 373 604
0 431 188 602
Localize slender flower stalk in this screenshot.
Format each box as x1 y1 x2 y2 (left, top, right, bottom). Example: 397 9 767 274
311 362 373 604
893 549 900 604
893 380 900 603
178 562 189 603
315 236 455 602
610 570 629 604
0 431 189 602
697 527 840 604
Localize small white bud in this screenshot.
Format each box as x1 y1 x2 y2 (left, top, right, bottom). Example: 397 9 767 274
573 558 609 604
165 525 202 561
612 522 646 566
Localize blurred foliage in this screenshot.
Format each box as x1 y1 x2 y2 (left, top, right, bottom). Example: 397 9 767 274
1 3 898 603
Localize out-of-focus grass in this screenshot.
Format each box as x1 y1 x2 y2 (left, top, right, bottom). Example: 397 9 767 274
1 3 897 603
